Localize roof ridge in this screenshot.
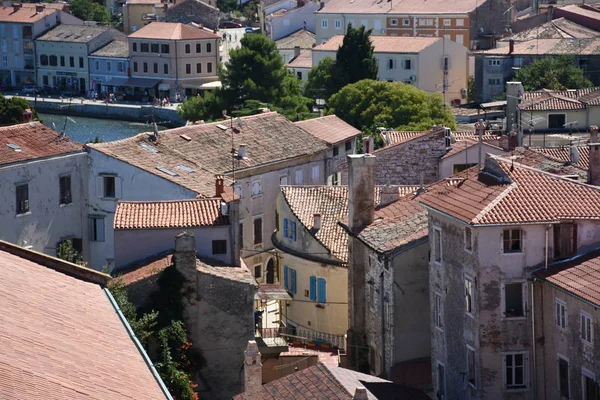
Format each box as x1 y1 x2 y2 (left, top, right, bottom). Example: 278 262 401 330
374 129 440 153
471 182 517 224
87 131 148 147
118 198 221 204
318 363 356 399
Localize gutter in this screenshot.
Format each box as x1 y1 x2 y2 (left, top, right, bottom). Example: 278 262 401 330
104 288 174 400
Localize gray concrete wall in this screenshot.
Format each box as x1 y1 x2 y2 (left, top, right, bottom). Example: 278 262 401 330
267 2 319 41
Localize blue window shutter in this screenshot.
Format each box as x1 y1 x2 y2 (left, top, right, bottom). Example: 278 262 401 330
283 219 288 238
292 222 297 241
283 266 289 289
309 276 317 301
291 269 297 294
318 278 327 303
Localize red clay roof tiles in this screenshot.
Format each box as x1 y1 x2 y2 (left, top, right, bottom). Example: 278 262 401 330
0 122 83 166
128 22 220 40
295 115 360 145
0 5 58 23
114 198 228 229
0 249 168 399
530 146 589 170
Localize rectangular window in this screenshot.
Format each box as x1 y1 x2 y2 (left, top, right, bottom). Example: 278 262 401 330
345 140 352 151
558 357 570 398
556 299 567 329
196 63 202 73
402 19 410 26
16 184 29 214
295 169 303 184
291 221 296 241
207 62 212 73
185 64 191 74
283 218 289 238
254 218 263 245
69 56 74 68
164 63 168 74
280 175 288 186
434 293 443 329
107 61 112 72
444 19 451 26
437 363 445 397
467 346 476 387
489 59 501 66
403 59 412 70
61 56 66 67
312 165 320 181
103 176 116 198
240 221 244 249
206 43 212 53
151 43 159 53
322 19 328 29
465 277 474 315
59 176 72 205
504 282 524 318
548 114 566 130
161 44 169 53
283 266 297 294
196 43 201 53
390 19 398 26
133 42 137 52
153 63 158 73
234 185 242 198
185 43 191 53
387 58 395 70
488 78 501 85
1 55 6 67
456 19 464 26
335 20 341 29
141 43 149 52
503 229 522 253
581 312 593 344
333 146 339 156
212 239 227 254
583 373 598 400
79 57 84 68
117 62 123 72
456 34 464 45
433 227 442 264
133 62 138 72
251 180 261 196
254 264 261 278
89 216 105 241
143 62 148 73
465 227 473 251
297 71 302 79
309 276 326 303
504 353 527 389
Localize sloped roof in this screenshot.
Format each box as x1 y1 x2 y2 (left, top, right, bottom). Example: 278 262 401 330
530 146 589 170
519 87 600 111
0 121 83 167
286 49 313 68
295 115 361 144
317 0 478 14
87 112 329 197
419 156 600 225
37 24 114 43
556 4 600 21
128 21 219 40
276 29 316 50
440 138 504 160
91 40 129 58
0 244 168 399
0 4 58 23
535 249 600 307
195 257 256 285
498 147 587 180
501 18 600 42
114 198 228 229
313 35 439 54
477 38 600 55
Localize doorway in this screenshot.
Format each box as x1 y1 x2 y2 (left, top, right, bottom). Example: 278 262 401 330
266 258 275 284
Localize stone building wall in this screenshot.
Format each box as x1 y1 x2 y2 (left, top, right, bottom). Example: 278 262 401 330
165 0 219 30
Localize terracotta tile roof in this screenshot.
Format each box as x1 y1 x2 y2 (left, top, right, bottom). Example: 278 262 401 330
556 4 600 21
519 87 600 111
398 185 421 196
114 198 228 229
276 29 316 50
195 257 257 285
0 121 83 167
0 249 168 399
313 35 440 53
126 0 161 4
37 24 116 43
419 156 600 225
501 18 600 42
0 5 58 23
128 22 219 40
119 252 174 285
87 112 329 197
497 148 587 180
91 40 129 58
534 249 600 306
530 146 590 170
440 138 505 160
317 0 478 14
452 131 501 143
295 115 361 144
386 131 429 146
286 49 313 68
477 38 600 56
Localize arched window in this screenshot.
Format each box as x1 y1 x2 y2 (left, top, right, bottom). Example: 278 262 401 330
206 42 212 53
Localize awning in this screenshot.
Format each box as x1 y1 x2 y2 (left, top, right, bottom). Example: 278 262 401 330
181 80 222 90
255 284 292 301
105 77 161 88
105 77 129 86
158 83 170 91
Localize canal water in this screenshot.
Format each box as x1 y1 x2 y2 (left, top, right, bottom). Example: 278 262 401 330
39 113 167 144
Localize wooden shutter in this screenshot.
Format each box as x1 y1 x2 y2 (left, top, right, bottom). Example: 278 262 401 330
291 222 296 241
283 218 288 238
317 278 327 303
283 266 289 289
309 276 316 301
96 176 103 198
291 269 297 294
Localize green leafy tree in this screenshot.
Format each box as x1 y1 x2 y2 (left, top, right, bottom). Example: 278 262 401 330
57 239 83 264
177 96 205 122
70 0 110 23
514 56 593 91
0 94 40 124
332 24 378 92
304 57 336 100
328 79 455 131
217 0 237 12
467 76 475 102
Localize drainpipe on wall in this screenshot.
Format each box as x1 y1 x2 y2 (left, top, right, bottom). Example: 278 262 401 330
380 269 385 378
530 279 537 400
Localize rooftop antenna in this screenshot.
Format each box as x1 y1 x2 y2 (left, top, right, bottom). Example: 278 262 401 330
223 109 236 183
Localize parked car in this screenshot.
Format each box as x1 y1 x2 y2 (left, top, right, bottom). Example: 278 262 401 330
245 26 255 33
220 21 242 29
21 85 37 95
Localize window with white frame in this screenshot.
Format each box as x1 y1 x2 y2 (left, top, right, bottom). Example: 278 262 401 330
234 185 242 198
489 59 501 66
456 34 464 45
465 277 474 315
390 18 398 26
403 59 412 70
581 312 593 344
503 352 527 389
467 346 476 388
322 19 328 29
558 356 570 398
488 78 502 86
1 55 7 67
502 282 525 318
503 228 522 253
456 18 464 26
97 175 120 199
387 58 395 70
465 227 473 251
312 165 320 181
582 369 598 400
434 293 443 329
433 227 442 264
402 19 410 26
295 169 304 184
443 19 451 26
251 180 262 196
335 20 341 29
556 299 567 329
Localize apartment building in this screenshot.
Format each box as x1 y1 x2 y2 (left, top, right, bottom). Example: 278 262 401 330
89 40 130 95
315 0 512 50
128 22 220 98
0 3 81 89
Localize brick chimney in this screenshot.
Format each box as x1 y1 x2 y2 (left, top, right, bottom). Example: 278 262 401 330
508 39 514 55
215 175 224 197
353 387 369 400
379 185 399 206
174 232 198 338
12 3 22 12
348 154 376 230
244 340 263 400
22 108 33 123
35 4 44 12
589 126 600 186
313 213 321 231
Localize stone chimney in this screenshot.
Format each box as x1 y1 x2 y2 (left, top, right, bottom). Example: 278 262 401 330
348 154 376 230
215 175 224 197
244 340 263 400
22 108 33 123
35 4 44 12
294 45 301 58
379 185 399 206
362 136 374 154
508 39 514 55
313 214 321 231
589 126 600 186
174 232 198 338
505 82 523 142
238 144 247 158
570 145 580 164
353 387 369 400
12 3 21 12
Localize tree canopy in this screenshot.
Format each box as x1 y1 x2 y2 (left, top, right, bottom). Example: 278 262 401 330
0 94 40 125
327 80 456 131
514 56 593 91
304 24 377 100
70 0 110 23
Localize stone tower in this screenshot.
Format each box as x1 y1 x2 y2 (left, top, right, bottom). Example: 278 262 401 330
244 340 263 400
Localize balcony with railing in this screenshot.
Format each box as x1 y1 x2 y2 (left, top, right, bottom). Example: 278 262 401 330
256 323 346 353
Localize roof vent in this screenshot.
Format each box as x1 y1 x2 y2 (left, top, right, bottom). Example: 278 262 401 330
156 166 178 176
176 165 195 173
313 214 321 231
140 143 158 153
180 134 192 141
7 144 21 152
238 144 247 158
216 124 228 131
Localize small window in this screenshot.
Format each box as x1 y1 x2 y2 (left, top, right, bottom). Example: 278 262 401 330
153 63 158 73
59 175 72 205
196 43 202 53
151 43 159 53
456 19 464 26
196 63 202 73
345 140 352 151
390 19 398 26
296 71 302 79
251 180 262 196
133 62 138 72
103 176 116 198
403 59 412 70
283 266 297 294
40 54 48 66
556 299 567 329
504 282 524 318
433 227 442 264
234 185 242 197
295 169 303 184
164 63 168 74
465 277 474 315
558 357 570 398
465 227 472 251
335 20 341 29
206 43 212 52
443 19 451 26
434 293 443 329
583 373 598 400
161 44 169 53
488 78 501 85
548 114 566 130
402 19 410 26
212 239 227 254
185 64 191 74
467 346 476 388
388 58 395 70
312 165 320 181
133 42 137 52
79 57 84 68
69 56 74 67
141 43 149 52
239 222 244 249
437 363 445 398
504 353 527 389
322 19 328 29
581 312 593 344
254 264 261 278
16 183 29 215
254 218 263 245
185 43 191 53
49 55 57 66
143 62 148 73
106 61 111 71
89 216 105 241
280 175 288 186
503 229 522 253
61 56 66 67
489 59 501 66
309 276 327 303
333 146 339 156
207 62 212 73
